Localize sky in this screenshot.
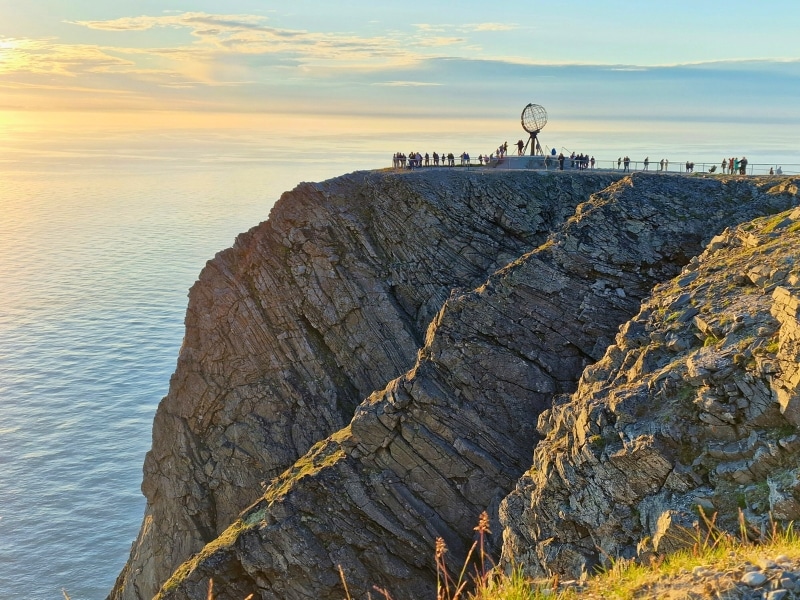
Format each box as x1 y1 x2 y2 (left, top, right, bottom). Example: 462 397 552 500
0 0 799 167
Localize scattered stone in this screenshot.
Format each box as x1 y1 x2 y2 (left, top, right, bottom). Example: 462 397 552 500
741 571 767 587
693 565 711 578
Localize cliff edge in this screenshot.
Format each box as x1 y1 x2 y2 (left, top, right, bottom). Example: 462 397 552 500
111 169 620 600
111 169 800 600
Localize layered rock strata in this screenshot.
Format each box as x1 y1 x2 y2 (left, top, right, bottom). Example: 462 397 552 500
111 169 621 600
149 174 800 600
501 180 800 579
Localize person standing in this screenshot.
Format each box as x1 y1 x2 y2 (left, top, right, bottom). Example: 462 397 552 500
644 157 650 170
558 152 565 170
721 158 727 174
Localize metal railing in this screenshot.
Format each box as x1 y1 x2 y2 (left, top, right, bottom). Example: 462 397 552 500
391 155 799 176
545 159 798 176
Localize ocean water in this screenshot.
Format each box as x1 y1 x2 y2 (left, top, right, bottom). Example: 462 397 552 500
0 158 372 600
1 115 798 600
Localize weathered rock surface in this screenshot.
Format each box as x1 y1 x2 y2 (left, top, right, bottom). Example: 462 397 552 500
501 179 800 580
145 173 800 600
110 169 622 600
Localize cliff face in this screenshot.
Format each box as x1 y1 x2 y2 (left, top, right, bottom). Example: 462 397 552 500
501 182 800 579
111 169 622 600
112 170 800 600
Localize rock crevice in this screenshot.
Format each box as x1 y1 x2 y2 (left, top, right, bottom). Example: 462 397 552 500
501 195 800 579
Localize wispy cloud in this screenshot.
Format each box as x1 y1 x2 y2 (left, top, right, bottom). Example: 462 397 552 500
0 10 444 112
0 11 797 120
416 37 465 47
68 12 411 66
68 12 273 33
469 23 519 32
373 81 443 87
413 24 447 33
0 38 140 76
414 22 519 34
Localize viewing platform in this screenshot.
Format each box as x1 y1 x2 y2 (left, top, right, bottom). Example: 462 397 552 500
395 155 798 176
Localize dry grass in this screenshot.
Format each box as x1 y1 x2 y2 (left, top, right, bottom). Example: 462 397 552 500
486 509 800 600
144 509 800 600
375 509 800 600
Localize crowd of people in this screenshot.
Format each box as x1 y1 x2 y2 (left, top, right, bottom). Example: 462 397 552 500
392 143 507 169
392 150 780 175
565 152 595 170
392 151 460 168
719 156 748 175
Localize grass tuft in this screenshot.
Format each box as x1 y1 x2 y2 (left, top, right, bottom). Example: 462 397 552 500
197 508 800 600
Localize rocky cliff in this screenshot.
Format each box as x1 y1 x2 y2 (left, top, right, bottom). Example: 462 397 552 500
501 179 800 579
111 169 621 600
111 170 800 600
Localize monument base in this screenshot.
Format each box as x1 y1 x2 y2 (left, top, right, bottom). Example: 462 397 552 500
490 155 559 170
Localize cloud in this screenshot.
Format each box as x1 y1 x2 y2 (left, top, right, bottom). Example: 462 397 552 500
2 12 798 119
413 24 447 33
373 81 443 87
469 23 519 32
67 12 419 70
414 22 518 34
416 37 465 47
68 12 272 32
0 38 139 77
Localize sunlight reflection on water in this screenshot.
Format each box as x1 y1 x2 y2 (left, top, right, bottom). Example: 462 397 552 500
0 157 368 600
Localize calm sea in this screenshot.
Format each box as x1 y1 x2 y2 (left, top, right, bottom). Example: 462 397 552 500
1 118 797 600
0 153 378 600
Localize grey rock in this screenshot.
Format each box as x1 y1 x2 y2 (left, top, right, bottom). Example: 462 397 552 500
500 177 800 581
742 571 767 587
109 172 800 599
109 169 626 600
